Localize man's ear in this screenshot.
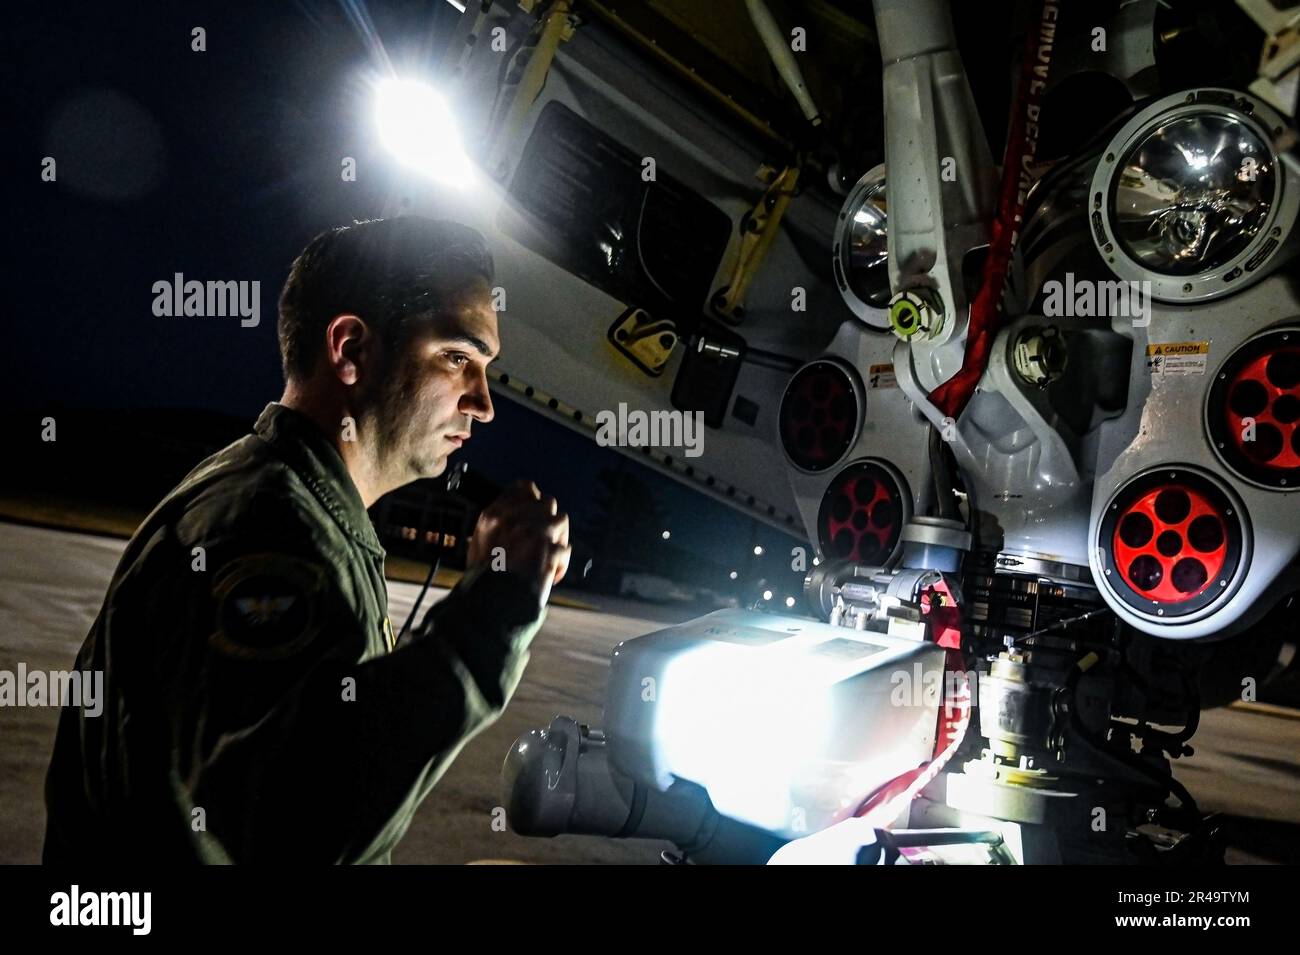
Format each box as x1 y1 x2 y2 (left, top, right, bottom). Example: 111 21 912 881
324 314 369 386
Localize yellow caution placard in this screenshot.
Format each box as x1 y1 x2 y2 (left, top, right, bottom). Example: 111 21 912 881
1145 341 1209 377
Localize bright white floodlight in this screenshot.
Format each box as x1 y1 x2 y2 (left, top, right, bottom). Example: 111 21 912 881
376 78 474 186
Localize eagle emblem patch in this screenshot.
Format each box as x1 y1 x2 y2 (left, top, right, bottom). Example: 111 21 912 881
210 554 327 661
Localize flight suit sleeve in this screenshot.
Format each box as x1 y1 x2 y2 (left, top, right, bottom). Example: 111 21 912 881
166 496 547 864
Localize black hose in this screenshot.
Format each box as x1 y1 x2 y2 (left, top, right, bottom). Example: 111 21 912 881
396 463 468 644
1059 655 1201 820
927 424 961 521
397 554 442 644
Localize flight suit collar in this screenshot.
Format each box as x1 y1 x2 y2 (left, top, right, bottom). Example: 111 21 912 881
253 402 386 557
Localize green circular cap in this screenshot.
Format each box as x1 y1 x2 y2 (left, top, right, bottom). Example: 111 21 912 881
890 299 921 338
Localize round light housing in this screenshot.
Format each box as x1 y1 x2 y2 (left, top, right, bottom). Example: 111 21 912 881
1111 114 1274 274
832 164 892 328
1206 326 1300 489
816 459 909 567
779 360 862 473
1098 468 1246 619
1090 89 1295 302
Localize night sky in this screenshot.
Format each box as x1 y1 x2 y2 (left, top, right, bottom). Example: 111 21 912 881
9 0 808 586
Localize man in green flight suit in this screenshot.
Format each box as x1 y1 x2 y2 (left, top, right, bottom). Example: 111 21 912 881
43 216 571 864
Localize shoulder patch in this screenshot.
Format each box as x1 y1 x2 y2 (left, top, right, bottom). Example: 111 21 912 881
210 553 327 661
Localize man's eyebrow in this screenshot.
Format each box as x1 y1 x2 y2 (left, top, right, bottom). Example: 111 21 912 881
445 334 497 359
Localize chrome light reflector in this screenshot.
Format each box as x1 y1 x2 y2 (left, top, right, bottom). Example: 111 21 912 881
1090 89 1295 302
833 164 892 327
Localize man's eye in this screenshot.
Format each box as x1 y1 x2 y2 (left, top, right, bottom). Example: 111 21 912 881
445 352 470 368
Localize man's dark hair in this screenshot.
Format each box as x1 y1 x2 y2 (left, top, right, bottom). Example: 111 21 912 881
277 217 495 381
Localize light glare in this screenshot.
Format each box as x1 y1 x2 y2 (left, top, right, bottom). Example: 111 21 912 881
376 78 474 186
655 643 834 832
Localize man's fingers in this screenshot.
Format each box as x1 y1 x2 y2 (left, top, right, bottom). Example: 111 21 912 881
475 488 569 590
507 480 544 500
543 512 569 545
551 543 572 584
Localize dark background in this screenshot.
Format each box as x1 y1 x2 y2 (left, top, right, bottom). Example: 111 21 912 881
5 0 809 601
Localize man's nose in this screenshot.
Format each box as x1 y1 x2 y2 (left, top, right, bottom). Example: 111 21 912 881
462 367 494 423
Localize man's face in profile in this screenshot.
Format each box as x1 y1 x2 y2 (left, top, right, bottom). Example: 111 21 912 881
372 276 498 483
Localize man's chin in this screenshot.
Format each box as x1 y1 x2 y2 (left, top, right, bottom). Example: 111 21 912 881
409 453 448 481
